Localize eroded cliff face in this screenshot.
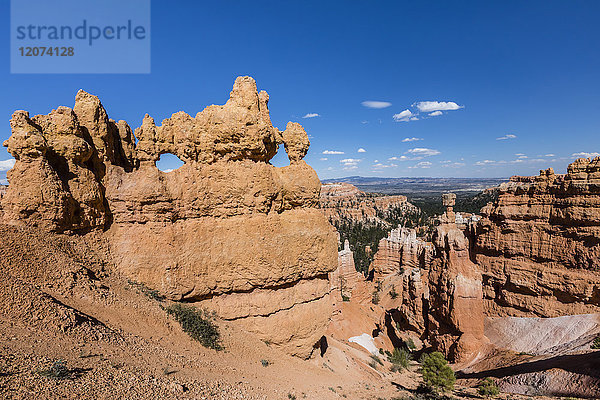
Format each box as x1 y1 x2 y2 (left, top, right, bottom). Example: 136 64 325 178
320 182 416 224
2 76 338 358
476 162 600 318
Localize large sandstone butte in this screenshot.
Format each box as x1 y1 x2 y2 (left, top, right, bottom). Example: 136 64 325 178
2 76 338 358
476 162 600 318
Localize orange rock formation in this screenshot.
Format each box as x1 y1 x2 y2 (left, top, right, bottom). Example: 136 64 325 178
2 76 338 358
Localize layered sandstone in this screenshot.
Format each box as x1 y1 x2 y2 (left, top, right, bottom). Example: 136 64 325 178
320 182 417 224
475 162 600 317
2 76 338 358
367 196 486 362
427 219 486 362
371 226 434 276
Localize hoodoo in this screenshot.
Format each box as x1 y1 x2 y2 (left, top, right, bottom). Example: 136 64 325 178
2 76 338 358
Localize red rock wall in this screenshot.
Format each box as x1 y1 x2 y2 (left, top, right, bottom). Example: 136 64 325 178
475 163 600 317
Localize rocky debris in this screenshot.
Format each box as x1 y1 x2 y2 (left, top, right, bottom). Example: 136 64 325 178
319 182 417 224
1 76 337 358
475 161 600 317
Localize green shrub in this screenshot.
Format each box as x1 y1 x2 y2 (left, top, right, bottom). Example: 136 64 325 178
38 360 72 380
260 359 270 367
128 279 165 301
164 304 223 350
591 336 600 349
372 290 380 304
421 352 455 392
477 378 499 397
406 338 417 350
370 354 384 366
388 348 411 371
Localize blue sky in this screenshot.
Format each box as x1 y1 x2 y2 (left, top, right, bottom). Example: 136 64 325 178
1 0 599 182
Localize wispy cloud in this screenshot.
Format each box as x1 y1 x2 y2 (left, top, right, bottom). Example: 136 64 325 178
322 150 344 155
393 109 413 122
428 111 443 116
544 154 555 157
414 101 463 112
361 101 392 109
340 158 362 167
496 134 517 140
406 148 440 157
319 157 328 161
372 162 398 170
357 148 366 153
389 156 409 161
409 161 432 169
475 160 497 166
302 113 320 118
0 159 15 171
572 152 600 158
402 137 423 142
361 120 369 124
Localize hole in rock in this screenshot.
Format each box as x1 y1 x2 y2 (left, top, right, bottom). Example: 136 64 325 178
156 153 184 173
269 144 290 167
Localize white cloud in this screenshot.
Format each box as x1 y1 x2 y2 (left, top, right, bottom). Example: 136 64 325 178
518 155 528 159
544 154 555 157
406 148 440 157
0 159 15 171
302 113 320 118
340 158 361 164
0 178 7 185
374 159 379 163
515 153 525 156
361 120 369 124
340 158 362 168
357 148 366 153
162 169 174 173
409 161 432 169
402 137 423 142
415 101 462 112
572 152 600 158
361 101 392 109
475 160 496 166
389 156 409 161
319 157 328 161
372 162 398 170
429 111 443 117
393 109 413 122
496 134 517 140
322 150 344 155
343 165 358 171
